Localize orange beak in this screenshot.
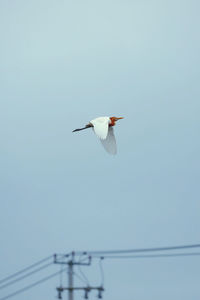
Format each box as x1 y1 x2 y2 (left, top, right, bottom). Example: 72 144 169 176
116 117 124 120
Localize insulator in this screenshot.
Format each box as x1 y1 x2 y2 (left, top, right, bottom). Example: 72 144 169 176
84 290 89 299
58 291 62 299
57 287 63 299
98 289 102 299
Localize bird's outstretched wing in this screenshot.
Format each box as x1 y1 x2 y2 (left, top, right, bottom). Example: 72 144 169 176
90 117 110 140
100 127 117 155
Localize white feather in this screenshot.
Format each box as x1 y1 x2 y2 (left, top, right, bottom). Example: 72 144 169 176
90 117 110 140
100 127 117 155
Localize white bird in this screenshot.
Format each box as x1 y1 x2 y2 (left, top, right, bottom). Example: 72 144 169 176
73 116 124 155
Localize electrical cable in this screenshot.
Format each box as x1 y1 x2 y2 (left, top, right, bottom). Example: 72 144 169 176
0 262 53 290
59 264 66 288
1 244 200 300
77 254 89 286
79 243 200 255
0 269 66 300
79 256 90 263
0 255 52 286
54 253 71 264
92 252 200 260
73 271 89 285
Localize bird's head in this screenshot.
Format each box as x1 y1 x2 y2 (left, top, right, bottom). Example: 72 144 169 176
110 117 124 126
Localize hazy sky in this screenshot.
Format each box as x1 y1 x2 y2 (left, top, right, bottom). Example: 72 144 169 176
0 0 200 300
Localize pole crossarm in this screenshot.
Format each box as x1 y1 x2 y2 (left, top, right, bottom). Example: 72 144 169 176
54 253 91 266
57 286 104 291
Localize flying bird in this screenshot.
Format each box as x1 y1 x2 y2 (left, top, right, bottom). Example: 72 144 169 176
73 116 124 155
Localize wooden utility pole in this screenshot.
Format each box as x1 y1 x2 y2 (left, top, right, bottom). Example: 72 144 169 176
68 260 73 300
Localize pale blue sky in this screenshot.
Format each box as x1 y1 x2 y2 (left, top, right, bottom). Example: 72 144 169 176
0 0 200 299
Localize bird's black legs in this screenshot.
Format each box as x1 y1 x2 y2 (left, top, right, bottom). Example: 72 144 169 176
72 124 92 132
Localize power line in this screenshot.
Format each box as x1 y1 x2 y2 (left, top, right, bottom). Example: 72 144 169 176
0 255 52 285
78 243 200 255
73 271 89 285
0 262 53 290
0 269 65 300
1 245 200 300
77 254 90 286
92 252 200 260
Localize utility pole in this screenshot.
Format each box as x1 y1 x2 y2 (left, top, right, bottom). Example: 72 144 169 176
54 252 104 300
68 259 73 300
